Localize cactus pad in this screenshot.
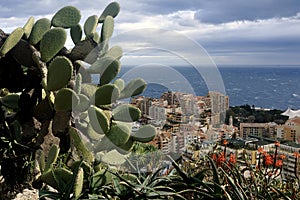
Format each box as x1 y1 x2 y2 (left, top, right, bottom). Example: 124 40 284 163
88 105 110 134
74 73 82 94
29 18 51 45
0 27 24 57
104 46 123 60
40 27 67 62
54 88 80 111
87 123 104 141
46 56 72 91
75 94 90 112
112 104 141 122
70 24 82 44
101 149 126 166
114 78 125 91
91 84 120 106
99 2 120 23
51 6 81 28
100 59 121 85
81 83 97 98
106 122 131 146
69 127 94 163
23 16 34 39
119 78 147 99
101 16 114 42
132 125 157 143
118 137 134 153
84 15 98 37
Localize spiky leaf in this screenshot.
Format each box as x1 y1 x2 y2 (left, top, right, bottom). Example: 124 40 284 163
101 16 114 42
88 105 110 134
70 24 82 44
0 93 20 110
40 28 67 62
84 15 98 37
99 2 120 23
51 6 81 28
91 84 119 106
119 78 147 99
132 125 157 143
112 104 141 122
23 16 34 39
54 88 79 111
0 27 24 56
74 168 84 199
47 56 72 91
29 18 51 45
45 144 60 172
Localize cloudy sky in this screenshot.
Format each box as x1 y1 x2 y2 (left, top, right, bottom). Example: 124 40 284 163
1 0 300 66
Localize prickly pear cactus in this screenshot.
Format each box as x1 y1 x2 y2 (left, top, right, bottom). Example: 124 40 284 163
0 2 158 197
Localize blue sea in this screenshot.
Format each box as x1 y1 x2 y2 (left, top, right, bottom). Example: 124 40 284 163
115 66 300 110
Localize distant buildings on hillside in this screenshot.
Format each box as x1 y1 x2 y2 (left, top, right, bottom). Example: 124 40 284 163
129 90 300 181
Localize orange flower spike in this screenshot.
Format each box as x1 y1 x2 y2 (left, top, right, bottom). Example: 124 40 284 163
212 153 217 161
258 147 264 153
218 152 226 163
223 140 228 145
293 152 300 158
275 160 283 168
229 153 236 165
275 141 280 147
264 154 273 166
278 154 286 160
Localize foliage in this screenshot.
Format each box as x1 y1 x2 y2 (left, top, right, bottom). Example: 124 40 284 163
0 2 158 198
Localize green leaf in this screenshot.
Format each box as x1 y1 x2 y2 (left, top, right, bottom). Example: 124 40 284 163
0 93 20 109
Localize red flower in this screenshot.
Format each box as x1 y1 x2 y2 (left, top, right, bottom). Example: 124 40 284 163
264 154 273 166
229 153 236 165
275 141 280 147
275 160 283 168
